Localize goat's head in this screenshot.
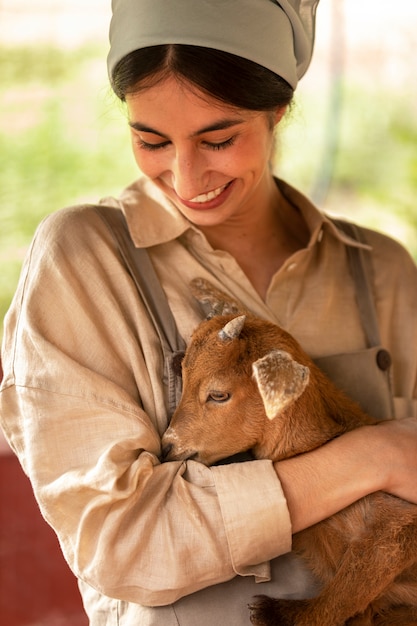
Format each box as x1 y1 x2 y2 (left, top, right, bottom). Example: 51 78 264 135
161 314 311 465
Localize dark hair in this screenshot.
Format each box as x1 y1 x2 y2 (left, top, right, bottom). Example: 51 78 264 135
111 45 294 111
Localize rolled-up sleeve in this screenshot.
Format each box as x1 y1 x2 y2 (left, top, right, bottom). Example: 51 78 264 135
212 461 292 581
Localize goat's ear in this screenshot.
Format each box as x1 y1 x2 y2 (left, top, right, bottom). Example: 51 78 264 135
252 350 310 420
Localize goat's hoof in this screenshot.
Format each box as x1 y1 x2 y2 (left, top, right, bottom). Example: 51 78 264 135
249 595 309 626
249 595 290 625
249 596 275 626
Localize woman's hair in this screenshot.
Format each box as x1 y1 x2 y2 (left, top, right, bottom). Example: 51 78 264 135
111 44 294 111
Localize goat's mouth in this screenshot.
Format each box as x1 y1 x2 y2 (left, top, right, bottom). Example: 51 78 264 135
161 443 199 463
182 451 199 462
176 450 213 465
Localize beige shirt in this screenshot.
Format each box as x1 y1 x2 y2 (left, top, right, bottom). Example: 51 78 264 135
1 177 417 624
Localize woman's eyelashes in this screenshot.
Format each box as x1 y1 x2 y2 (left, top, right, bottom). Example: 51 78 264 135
136 138 170 151
204 136 236 150
135 136 236 152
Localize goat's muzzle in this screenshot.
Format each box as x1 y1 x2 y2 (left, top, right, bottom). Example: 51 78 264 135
160 437 198 463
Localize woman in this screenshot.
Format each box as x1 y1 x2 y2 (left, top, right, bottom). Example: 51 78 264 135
1 1 417 624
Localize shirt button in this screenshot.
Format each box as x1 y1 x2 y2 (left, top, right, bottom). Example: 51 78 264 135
287 263 297 271
376 349 392 371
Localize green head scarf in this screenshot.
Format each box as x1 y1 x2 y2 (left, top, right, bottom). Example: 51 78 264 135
108 0 320 90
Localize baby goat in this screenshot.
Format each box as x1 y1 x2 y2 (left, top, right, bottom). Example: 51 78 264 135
161 314 417 626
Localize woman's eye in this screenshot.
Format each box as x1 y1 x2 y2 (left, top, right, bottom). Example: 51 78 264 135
136 138 170 151
204 137 236 151
135 136 235 152
207 391 230 403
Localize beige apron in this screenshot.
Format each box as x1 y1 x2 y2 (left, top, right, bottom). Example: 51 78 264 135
87 208 394 625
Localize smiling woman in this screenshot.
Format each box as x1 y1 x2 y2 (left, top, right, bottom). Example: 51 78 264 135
125 76 285 240
114 44 296 279
1 2 417 626
123 72 304 299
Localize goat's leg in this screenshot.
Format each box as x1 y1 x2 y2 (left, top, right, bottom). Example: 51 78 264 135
249 595 373 626
250 523 417 626
292 532 417 626
249 597 376 626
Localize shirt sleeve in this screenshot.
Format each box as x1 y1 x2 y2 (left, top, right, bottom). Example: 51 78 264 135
0 206 292 606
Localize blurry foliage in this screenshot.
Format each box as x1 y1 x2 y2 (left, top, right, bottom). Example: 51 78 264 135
1 44 417 336
336 88 417 248
1 45 136 247
0 45 92 85
0 45 137 333
278 85 417 253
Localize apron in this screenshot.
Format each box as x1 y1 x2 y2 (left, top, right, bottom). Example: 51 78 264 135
87 207 394 625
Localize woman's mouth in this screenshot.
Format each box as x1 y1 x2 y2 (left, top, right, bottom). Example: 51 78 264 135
189 183 230 203
178 181 234 210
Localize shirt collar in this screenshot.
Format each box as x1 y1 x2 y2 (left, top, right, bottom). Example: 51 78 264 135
277 179 371 251
99 176 190 247
100 175 371 251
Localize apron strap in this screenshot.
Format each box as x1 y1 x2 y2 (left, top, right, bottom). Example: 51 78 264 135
331 219 381 348
327 218 394 418
95 205 186 416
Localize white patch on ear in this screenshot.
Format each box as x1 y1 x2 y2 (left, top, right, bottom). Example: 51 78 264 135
252 350 310 419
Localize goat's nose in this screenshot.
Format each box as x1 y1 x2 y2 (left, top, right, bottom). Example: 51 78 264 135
161 443 173 462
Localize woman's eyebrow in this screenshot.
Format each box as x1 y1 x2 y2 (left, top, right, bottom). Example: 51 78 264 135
128 122 165 136
128 118 243 138
192 118 244 136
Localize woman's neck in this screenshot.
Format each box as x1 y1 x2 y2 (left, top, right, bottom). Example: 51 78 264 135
200 184 310 299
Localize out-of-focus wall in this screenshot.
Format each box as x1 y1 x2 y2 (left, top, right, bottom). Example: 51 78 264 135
0 0 110 48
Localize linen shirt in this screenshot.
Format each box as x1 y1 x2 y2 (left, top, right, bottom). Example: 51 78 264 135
1 176 417 624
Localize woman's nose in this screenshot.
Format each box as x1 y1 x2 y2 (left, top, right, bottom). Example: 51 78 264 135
170 149 207 201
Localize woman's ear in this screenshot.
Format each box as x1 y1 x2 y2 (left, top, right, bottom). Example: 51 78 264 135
274 105 288 126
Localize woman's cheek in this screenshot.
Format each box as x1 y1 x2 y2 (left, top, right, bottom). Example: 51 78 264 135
131 147 162 178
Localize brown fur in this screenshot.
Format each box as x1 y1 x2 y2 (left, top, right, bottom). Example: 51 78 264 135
161 314 417 626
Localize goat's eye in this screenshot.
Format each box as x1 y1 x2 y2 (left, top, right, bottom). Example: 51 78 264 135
207 391 230 403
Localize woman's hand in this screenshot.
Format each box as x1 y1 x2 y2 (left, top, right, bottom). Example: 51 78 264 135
274 417 417 534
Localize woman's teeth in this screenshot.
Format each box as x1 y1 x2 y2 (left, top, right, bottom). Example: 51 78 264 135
189 183 228 203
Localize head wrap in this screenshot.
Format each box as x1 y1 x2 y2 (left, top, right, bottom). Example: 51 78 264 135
108 0 319 90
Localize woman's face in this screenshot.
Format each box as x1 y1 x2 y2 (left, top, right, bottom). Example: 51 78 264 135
126 76 285 228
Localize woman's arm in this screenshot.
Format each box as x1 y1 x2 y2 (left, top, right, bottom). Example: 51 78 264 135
275 418 417 533
0 206 291 605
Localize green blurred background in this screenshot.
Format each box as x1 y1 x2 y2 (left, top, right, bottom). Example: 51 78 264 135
1 0 417 337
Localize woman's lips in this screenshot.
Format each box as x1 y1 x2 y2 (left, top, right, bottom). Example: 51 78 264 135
189 183 229 203
178 181 234 210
